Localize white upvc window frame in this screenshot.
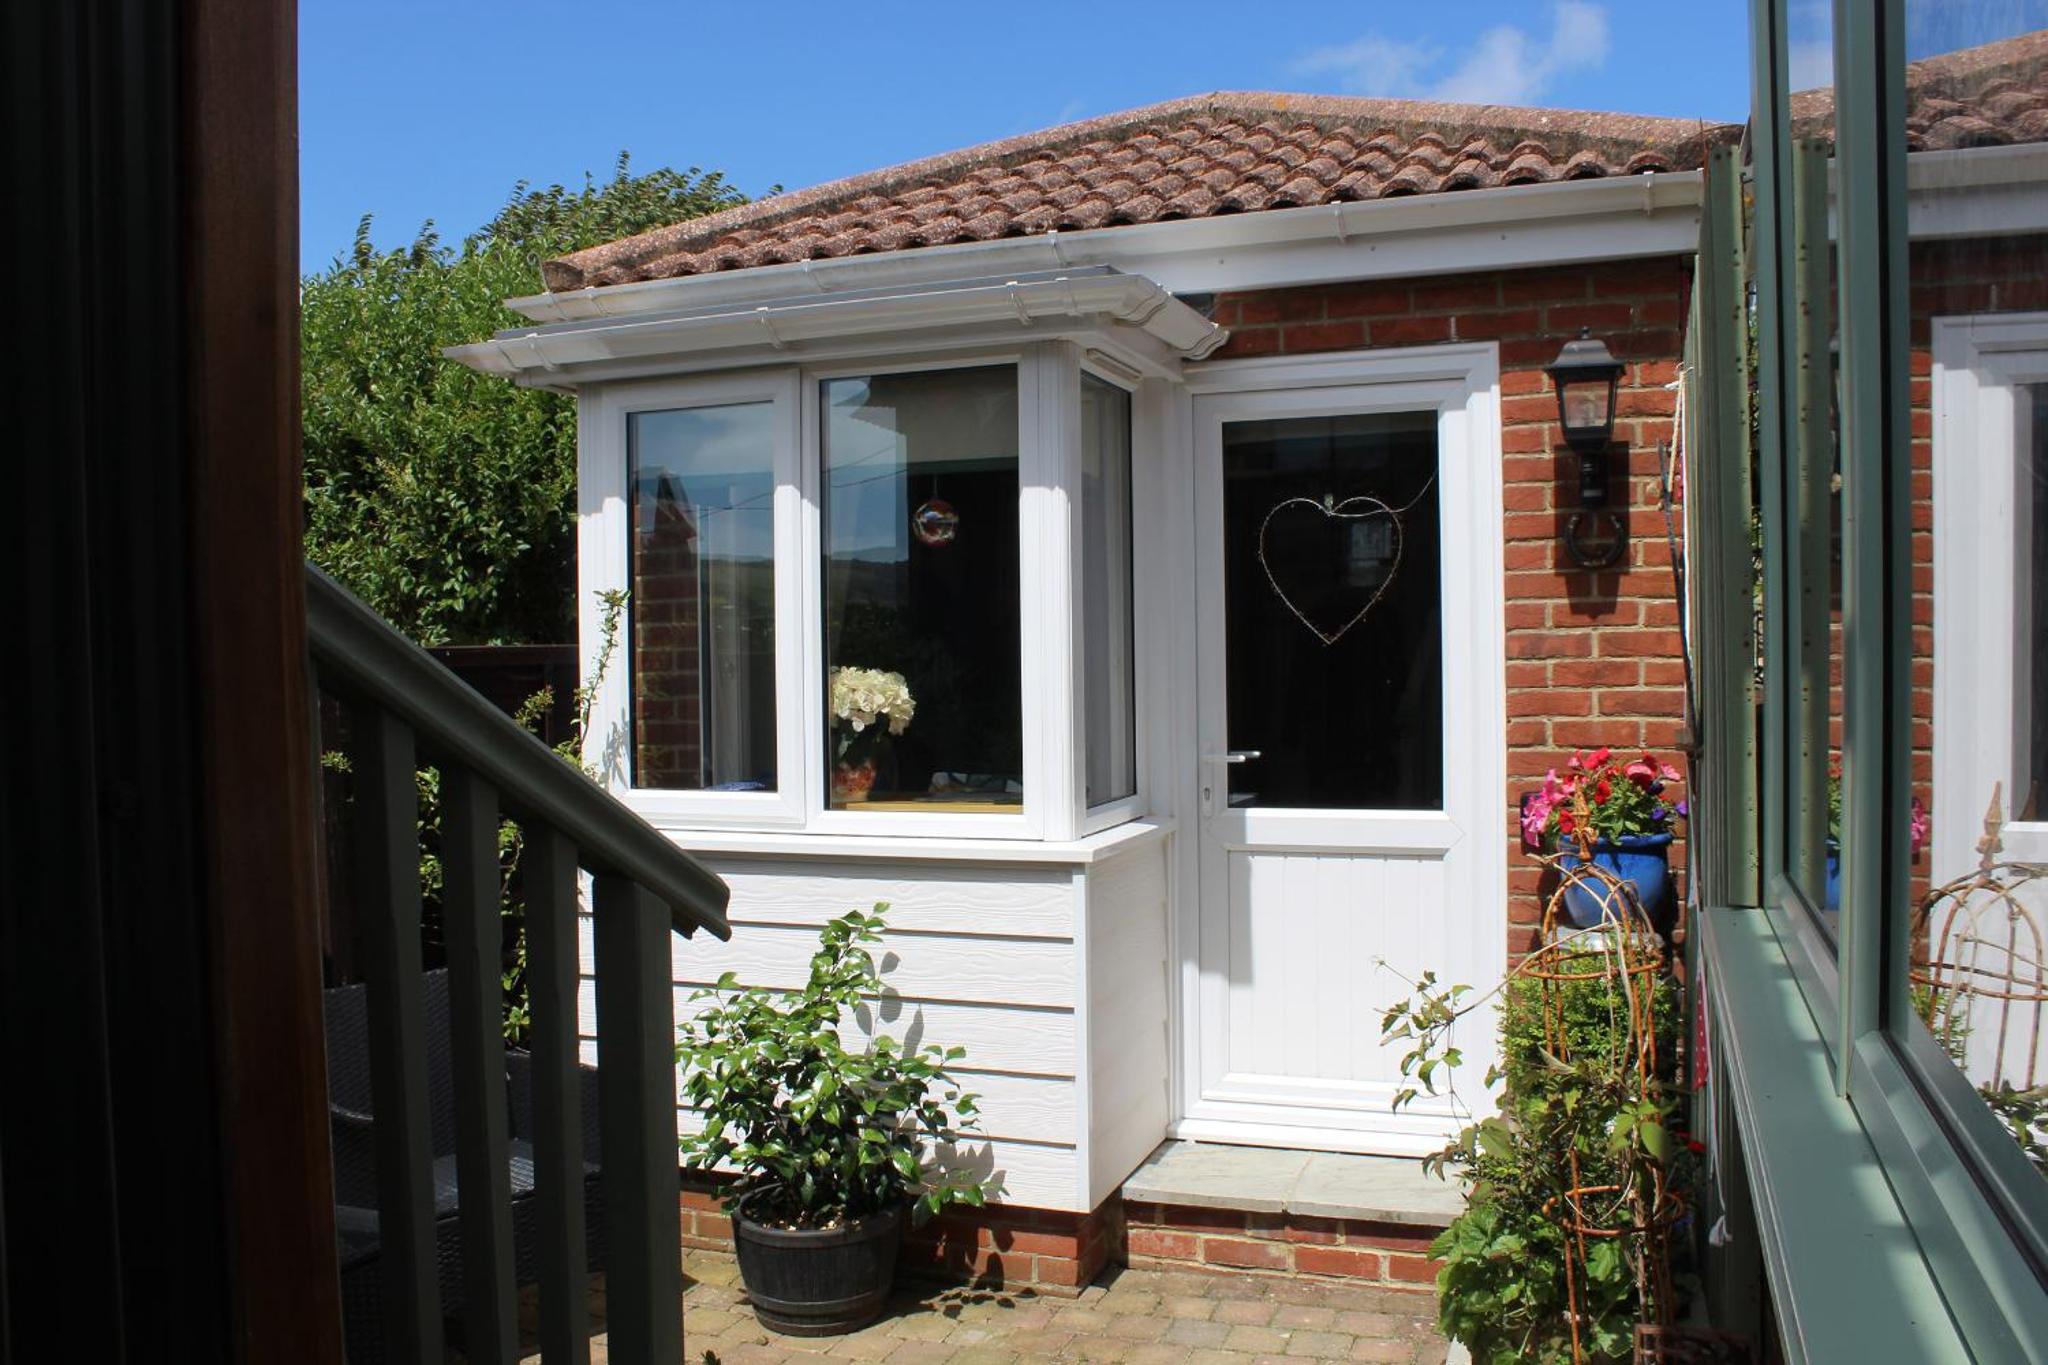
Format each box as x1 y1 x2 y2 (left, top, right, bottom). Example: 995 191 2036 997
579 340 1155 844
1075 355 1149 837
1931 311 2048 875
803 346 1047 841
581 367 808 827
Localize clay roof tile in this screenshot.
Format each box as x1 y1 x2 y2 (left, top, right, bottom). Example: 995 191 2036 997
541 89 1764 288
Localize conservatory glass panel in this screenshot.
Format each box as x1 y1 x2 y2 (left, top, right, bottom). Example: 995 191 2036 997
628 402 778 791
1896 1 2048 1189
821 366 1023 812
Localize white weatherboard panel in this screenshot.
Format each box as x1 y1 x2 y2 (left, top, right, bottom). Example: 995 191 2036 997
672 988 1077 1079
668 924 1075 1010
602 862 1099 1209
669 1068 1076 1146
708 860 1076 940
674 1107 1076 1210
1082 839 1174 1206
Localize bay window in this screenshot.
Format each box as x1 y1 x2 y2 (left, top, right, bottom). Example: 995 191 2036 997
586 345 1150 840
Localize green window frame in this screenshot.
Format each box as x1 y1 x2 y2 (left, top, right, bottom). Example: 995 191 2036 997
1689 2 2048 1357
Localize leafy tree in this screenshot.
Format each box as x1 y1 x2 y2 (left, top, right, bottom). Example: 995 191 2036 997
301 155 749 643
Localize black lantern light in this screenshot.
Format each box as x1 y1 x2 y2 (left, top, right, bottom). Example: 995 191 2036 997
1544 328 1629 569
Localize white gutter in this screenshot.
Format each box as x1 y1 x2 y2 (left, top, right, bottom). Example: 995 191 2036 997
444 267 1225 381
506 171 1708 325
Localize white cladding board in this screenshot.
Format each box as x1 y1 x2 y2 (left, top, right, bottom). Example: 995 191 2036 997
585 856 1091 1211
1082 837 1173 1207
575 851 1180 1212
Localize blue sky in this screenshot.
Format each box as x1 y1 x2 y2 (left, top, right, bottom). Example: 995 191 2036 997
299 1 1750 271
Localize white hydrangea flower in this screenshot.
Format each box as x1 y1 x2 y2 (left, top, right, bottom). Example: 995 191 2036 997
829 666 916 737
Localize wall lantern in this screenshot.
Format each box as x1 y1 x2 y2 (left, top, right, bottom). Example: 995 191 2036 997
1545 328 1628 569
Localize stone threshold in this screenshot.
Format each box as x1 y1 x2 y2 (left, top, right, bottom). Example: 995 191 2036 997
1122 1140 1464 1228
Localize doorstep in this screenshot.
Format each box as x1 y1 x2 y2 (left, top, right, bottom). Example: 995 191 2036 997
1119 1140 1461 1290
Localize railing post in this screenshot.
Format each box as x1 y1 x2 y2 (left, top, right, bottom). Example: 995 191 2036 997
442 767 517 1363
527 827 592 1365
349 707 444 1363
593 874 683 1365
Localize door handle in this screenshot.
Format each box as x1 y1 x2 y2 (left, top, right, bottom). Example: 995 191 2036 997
1202 750 1261 765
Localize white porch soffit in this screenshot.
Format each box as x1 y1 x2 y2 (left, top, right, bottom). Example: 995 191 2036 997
442 266 1225 383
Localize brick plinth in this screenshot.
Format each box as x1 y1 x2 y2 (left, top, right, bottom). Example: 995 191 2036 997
679 1175 1121 1297
1118 1200 1446 1291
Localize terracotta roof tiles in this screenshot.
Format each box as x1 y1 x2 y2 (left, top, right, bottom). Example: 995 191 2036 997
542 93 1736 290
1791 28 2048 150
544 33 2048 293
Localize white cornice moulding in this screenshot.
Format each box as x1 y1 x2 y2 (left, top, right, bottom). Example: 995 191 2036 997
499 171 1708 327
443 268 1225 386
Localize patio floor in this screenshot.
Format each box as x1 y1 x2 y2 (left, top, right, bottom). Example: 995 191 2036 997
526 1251 1448 1364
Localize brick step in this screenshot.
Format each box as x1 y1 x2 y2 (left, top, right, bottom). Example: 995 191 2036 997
1117 1141 1461 1291
1122 1199 1446 1289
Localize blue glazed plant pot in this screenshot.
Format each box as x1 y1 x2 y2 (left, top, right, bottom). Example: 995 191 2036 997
1824 837 1841 911
1555 833 1676 935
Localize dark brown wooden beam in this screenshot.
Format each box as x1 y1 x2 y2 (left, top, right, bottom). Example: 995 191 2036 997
182 0 346 1357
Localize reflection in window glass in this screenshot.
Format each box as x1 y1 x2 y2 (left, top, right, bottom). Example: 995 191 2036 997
629 403 778 791
1220 412 1441 810
1902 3 2048 1182
1082 376 1137 809
822 367 1022 812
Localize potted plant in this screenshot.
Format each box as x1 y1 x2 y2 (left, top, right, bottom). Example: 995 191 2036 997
674 905 995 1335
1521 747 1685 934
829 667 915 803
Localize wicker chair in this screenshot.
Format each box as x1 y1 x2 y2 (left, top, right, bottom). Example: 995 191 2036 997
325 969 606 1362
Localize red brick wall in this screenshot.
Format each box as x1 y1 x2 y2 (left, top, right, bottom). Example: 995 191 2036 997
679 1176 1121 1296
1214 257 1694 958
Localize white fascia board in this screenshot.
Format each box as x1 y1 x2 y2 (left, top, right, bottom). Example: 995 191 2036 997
443 268 1225 384
1815 143 2048 240
502 171 1707 327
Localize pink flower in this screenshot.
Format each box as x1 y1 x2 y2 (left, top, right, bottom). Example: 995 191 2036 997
1624 758 1659 788
1909 797 1930 856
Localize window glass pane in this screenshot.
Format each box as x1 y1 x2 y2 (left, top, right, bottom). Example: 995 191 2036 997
1082 375 1137 808
1786 11 1845 930
629 403 778 791
1220 412 1441 809
822 367 1022 812
1900 2 2048 1183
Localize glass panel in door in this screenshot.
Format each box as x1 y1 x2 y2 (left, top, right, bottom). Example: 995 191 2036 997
1219 412 1442 810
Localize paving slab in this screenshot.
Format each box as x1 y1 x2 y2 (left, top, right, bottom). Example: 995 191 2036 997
1122 1142 1460 1228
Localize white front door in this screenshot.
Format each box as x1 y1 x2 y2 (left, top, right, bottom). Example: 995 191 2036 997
1176 346 1507 1156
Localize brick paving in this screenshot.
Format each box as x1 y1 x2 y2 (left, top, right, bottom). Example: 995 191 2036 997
530 1252 1447 1364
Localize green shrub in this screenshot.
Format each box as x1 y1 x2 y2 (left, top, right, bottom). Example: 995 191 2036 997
302 156 749 645
1388 953 1686 1363
674 906 1000 1227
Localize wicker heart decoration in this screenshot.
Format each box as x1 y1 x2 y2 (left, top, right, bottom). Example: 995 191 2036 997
1256 493 1404 646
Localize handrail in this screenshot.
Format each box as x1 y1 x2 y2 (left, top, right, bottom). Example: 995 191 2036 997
304 563 731 941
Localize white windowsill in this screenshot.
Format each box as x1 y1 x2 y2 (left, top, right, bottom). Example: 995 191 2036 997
654 816 1176 866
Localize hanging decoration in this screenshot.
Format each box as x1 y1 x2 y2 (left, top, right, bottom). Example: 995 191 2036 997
1256 477 1434 645
911 497 959 547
